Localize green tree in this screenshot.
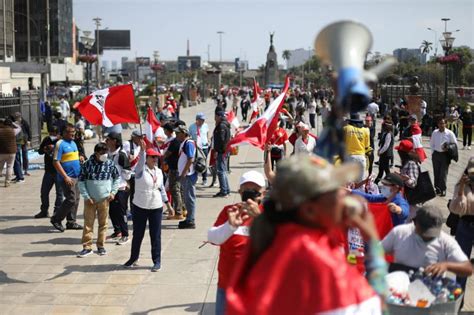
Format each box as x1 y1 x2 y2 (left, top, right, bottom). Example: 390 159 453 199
420 40 433 55
450 46 473 85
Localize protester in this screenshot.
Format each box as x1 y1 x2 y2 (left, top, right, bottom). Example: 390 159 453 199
11 112 28 181
213 111 231 198
226 155 386 314
123 129 143 212
50 123 83 232
53 111 67 135
59 95 70 120
308 97 317 129
449 157 474 292
343 113 370 182
364 115 375 176
175 125 198 229
460 107 472 150
294 124 316 155
382 205 472 277
430 118 458 197
208 171 266 315
0 118 20 187
106 132 132 244
267 119 288 169
35 126 64 219
240 96 250 122
395 139 421 218
374 117 394 184
398 104 410 137
124 140 173 271
189 113 210 185
320 98 331 128
77 142 120 257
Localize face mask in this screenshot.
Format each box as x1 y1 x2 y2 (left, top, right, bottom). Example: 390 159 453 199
49 136 57 141
241 189 262 202
99 154 108 162
380 185 392 198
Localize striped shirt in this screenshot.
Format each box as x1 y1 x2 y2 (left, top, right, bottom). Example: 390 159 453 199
53 139 81 179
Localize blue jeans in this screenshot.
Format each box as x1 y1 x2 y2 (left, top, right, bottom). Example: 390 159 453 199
40 171 64 215
201 147 209 181
216 153 230 195
13 144 24 180
181 174 197 223
455 219 474 291
130 205 163 265
215 287 226 315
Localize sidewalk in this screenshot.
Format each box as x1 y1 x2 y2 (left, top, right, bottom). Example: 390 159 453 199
0 101 472 314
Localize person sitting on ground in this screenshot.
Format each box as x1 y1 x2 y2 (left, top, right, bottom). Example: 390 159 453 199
350 173 409 226
382 204 473 277
207 171 266 315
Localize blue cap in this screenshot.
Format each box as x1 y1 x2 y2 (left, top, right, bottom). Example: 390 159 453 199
196 112 206 120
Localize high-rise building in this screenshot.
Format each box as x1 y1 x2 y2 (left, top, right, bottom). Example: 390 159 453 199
14 0 73 62
0 0 15 62
111 60 118 71
393 48 427 64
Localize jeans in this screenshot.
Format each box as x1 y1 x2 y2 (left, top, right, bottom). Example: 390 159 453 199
201 147 209 182
109 190 129 236
180 174 197 223
21 144 28 172
463 126 472 147
52 178 80 224
216 153 230 195
168 170 183 215
215 287 226 315
346 154 366 182
432 151 449 192
129 205 163 265
309 113 316 129
455 219 474 291
82 199 109 250
40 171 64 215
375 155 391 183
13 144 24 180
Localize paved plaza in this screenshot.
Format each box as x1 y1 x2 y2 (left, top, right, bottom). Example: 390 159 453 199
0 100 473 314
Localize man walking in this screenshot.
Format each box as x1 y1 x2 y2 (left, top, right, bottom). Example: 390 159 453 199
343 113 370 182
213 111 231 197
77 142 120 257
50 123 83 232
189 113 210 185
430 118 458 197
35 126 64 218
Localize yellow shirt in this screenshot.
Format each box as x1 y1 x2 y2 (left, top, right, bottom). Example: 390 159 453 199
344 124 370 156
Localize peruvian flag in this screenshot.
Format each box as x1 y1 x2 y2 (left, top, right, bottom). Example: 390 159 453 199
227 110 240 129
227 76 290 150
249 78 263 121
74 84 139 127
411 123 427 162
144 106 161 149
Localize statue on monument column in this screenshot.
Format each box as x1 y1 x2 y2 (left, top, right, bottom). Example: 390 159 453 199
270 32 274 45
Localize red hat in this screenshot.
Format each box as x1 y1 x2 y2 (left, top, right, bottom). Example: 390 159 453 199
395 140 413 152
146 148 161 157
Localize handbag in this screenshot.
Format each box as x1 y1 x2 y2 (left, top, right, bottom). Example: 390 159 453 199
404 166 436 204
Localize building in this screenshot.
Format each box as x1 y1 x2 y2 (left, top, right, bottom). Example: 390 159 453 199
111 60 118 71
287 48 312 68
14 0 73 62
0 0 15 62
177 56 201 72
393 48 427 64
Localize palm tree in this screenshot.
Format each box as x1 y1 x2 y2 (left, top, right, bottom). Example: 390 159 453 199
420 40 433 55
282 50 292 69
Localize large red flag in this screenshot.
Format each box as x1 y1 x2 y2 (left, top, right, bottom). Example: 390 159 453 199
74 84 139 127
227 76 290 150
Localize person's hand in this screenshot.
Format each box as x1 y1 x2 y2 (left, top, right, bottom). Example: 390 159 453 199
460 174 470 185
79 156 85 163
425 262 448 277
167 205 175 217
227 205 249 228
64 176 74 187
85 199 94 206
139 139 146 151
343 195 379 241
27 141 31 147
241 199 261 218
107 194 115 202
264 143 271 152
387 202 401 215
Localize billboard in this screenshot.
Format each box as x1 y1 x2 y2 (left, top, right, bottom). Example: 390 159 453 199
177 56 201 72
93 30 131 51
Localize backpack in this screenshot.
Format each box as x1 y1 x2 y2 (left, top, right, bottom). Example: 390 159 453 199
185 140 207 174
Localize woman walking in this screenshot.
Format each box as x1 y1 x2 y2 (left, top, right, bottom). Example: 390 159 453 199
375 117 394 184
124 139 174 271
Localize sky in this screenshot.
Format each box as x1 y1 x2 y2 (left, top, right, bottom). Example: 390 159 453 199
73 0 474 69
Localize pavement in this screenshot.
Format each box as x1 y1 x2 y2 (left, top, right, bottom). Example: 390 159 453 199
0 99 473 314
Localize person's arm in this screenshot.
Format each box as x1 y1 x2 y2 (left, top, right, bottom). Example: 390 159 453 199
263 144 275 184
134 149 146 179
38 137 50 155
394 196 409 222
180 141 194 178
351 190 387 203
425 261 472 277
449 181 468 215
378 133 392 155
78 163 91 200
207 222 237 245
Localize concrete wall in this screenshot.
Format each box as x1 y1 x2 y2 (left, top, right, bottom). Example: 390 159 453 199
10 72 41 90
50 63 83 83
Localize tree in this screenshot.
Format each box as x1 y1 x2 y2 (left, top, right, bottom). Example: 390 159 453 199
420 40 433 55
282 50 292 69
449 46 473 85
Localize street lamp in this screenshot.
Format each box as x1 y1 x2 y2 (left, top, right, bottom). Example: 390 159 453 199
79 30 96 95
217 31 224 62
439 18 458 112
93 17 102 86
150 50 162 97
427 27 438 57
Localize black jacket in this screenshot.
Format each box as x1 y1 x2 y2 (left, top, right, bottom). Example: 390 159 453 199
213 120 231 153
21 119 31 141
39 136 58 173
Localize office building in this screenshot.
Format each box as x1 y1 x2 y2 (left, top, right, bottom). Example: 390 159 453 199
393 48 427 64
0 0 15 62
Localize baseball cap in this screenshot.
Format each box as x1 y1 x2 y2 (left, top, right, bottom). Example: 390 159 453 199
196 112 206 120
131 129 142 137
301 123 310 131
173 125 189 134
381 173 404 188
394 139 414 152
239 171 266 188
414 205 443 238
146 148 161 157
106 132 122 142
270 155 360 210
216 111 226 118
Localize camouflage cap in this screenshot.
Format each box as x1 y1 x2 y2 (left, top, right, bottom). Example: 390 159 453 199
271 155 361 211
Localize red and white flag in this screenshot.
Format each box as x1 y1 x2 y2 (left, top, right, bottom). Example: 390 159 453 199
411 123 427 162
227 110 240 129
227 76 290 150
144 106 161 149
249 78 263 121
74 84 139 127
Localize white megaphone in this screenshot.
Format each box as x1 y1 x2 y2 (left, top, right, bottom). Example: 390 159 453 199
314 20 396 112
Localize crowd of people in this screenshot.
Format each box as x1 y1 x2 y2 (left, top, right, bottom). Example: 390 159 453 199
0 85 473 314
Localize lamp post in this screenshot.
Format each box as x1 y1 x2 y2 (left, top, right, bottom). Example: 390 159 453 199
427 27 438 57
439 18 456 112
217 31 224 62
151 50 161 96
80 31 95 95
93 17 102 86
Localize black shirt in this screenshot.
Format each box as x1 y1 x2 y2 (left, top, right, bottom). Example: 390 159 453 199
165 138 182 170
38 136 58 173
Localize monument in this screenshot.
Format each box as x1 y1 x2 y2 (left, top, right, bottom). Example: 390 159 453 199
264 32 279 86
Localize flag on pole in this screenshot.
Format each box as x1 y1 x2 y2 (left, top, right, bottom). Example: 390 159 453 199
227 110 240 129
74 84 139 127
144 106 161 149
249 78 263 121
227 76 290 150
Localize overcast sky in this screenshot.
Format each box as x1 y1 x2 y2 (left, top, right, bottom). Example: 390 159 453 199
74 0 474 68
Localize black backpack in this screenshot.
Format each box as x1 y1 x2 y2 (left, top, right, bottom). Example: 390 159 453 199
185 140 207 174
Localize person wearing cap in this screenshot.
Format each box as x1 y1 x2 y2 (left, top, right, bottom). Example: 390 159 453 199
213 111 231 198
122 129 143 214
395 139 421 218
294 123 316 155
226 155 387 315
189 113 210 185
207 170 266 315
351 173 409 226
124 139 173 271
381 205 472 277
374 117 394 184
430 118 457 197
175 125 198 229
77 142 120 257
267 119 288 170
343 113 370 182
106 132 132 244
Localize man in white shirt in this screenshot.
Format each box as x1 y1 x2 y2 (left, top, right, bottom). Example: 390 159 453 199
382 205 472 277
430 118 458 196
189 113 210 185
59 96 70 120
367 99 379 117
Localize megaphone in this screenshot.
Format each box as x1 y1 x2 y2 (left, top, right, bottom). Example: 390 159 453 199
314 21 395 113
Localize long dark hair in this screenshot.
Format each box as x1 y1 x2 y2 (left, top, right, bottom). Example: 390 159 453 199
398 150 421 165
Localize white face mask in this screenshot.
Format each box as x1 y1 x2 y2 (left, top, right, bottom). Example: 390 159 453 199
380 185 392 198
99 154 108 162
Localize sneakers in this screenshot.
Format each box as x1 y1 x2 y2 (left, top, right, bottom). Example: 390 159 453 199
178 220 196 229
97 247 107 256
123 259 139 268
77 248 93 258
66 222 83 230
11 178 25 183
4 181 10 187
151 262 161 272
202 179 208 186
116 236 129 245
107 232 122 240
51 220 65 232
213 192 229 198
34 211 49 219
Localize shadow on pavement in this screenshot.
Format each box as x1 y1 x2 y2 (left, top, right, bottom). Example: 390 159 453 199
129 302 215 315
23 250 77 257
31 237 78 245
0 271 28 284
46 263 118 281
0 225 53 234
0 215 34 222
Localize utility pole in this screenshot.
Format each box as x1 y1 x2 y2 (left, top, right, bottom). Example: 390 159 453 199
46 0 50 63
93 17 102 86
207 44 210 62
217 31 224 62
26 0 31 62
